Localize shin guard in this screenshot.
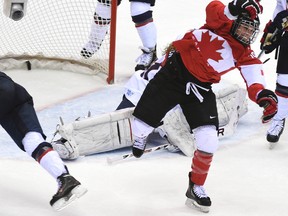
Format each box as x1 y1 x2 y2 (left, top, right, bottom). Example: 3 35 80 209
191 150 213 185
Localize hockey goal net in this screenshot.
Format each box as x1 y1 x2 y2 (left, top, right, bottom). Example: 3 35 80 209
0 0 117 83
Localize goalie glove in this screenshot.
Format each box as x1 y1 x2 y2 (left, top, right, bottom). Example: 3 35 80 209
228 0 263 20
256 89 278 123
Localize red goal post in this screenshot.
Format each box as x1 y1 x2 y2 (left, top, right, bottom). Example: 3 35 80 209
0 0 117 84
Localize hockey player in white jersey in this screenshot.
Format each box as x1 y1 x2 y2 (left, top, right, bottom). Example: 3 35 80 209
260 0 288 144
81 0 157 71
128 0 278 213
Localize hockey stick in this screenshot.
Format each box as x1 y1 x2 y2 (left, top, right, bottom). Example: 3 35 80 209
106 143 172 164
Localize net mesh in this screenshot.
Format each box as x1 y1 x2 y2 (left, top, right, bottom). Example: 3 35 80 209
0 0 112 76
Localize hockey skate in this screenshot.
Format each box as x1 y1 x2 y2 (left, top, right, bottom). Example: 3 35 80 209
267 119 285 147
135 46 157 71
132 136 147 158
185 172 211 213
50 173 87 211
80 40 103 59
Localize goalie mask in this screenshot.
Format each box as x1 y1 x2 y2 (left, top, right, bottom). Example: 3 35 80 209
231 13 260 46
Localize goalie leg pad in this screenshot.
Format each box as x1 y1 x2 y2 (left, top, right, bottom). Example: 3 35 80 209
214 84 248 137
161 107 195 157
55 108 135 159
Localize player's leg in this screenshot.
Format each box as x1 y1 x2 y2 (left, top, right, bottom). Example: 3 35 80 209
181 90 219 213
116 95 135 110
0 76 87 210
132 52 190 157
267 32 288 143
266 75 288 143
81 0 114 58
130 0 157 71
0 72 18 118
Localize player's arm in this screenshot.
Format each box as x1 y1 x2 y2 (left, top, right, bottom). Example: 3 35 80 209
260 9 288 54
203 0 262 31
202 1 232 30
240 63 278 123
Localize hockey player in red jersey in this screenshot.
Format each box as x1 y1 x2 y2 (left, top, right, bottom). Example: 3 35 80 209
0 72 87 211
130 0 276 213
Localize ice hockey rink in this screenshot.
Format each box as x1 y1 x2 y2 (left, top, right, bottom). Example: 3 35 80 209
1 0 288 216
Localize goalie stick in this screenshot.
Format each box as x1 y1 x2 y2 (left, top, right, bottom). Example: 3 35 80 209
106 143 172 164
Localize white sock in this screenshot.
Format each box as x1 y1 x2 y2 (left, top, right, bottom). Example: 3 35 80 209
39 151 67 179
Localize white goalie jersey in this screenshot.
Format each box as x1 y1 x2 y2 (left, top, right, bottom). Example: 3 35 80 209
52 80 248 160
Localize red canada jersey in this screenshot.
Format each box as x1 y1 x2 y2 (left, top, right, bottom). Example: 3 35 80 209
171 0 265 101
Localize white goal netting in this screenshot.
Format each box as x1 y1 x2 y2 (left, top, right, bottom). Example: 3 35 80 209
0 0 115 81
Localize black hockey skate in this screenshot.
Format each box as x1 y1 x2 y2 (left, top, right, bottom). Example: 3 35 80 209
50 173 87 211
132 136 147 158
185 172 211 213
135 46 157 71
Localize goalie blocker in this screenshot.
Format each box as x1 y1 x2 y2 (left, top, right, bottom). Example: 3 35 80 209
52 83 247 159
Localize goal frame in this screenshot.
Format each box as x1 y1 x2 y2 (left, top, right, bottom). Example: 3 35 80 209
107 0 117 84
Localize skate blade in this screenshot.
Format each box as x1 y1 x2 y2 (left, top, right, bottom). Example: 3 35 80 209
52 185 88 211
269 143 276 149
269 142 278 150
185 198 210 213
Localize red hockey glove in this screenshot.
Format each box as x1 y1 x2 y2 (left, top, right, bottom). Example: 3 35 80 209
256 89 278 123
260 20 281 54
228 0 263 19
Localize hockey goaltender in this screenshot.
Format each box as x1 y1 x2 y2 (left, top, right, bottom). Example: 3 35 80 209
51 77 248 160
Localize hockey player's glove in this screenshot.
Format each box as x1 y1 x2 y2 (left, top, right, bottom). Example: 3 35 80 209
273 10 288 30
260 20 281 54
228 0 263 20
260 10 288 54
256 89 278 123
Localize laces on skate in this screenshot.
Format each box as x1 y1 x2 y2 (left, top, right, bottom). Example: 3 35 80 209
135 46 157 71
